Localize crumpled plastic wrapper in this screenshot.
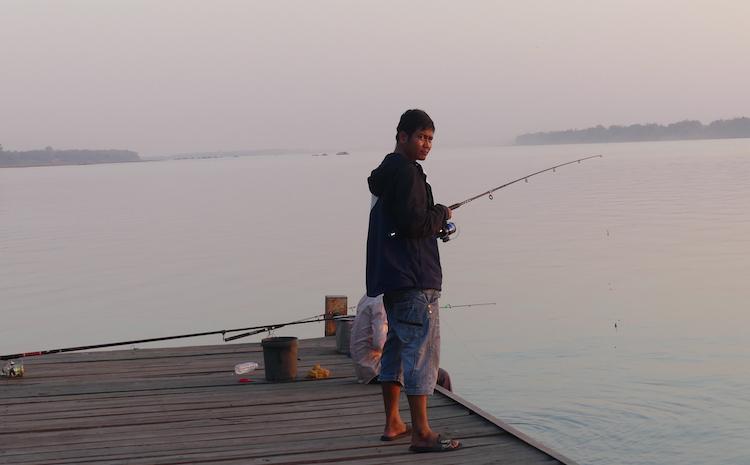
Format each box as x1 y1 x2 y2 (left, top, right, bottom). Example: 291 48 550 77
307 363 331 379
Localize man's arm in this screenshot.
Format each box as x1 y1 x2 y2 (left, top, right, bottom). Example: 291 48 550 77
391 164 449 238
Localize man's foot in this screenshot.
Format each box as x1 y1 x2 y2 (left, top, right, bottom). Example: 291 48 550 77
409 434 461 453
380 423 412 441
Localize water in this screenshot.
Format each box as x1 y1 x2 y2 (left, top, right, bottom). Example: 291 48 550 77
2 139 749 464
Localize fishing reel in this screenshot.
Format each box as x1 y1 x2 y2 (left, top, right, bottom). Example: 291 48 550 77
438 222 457 242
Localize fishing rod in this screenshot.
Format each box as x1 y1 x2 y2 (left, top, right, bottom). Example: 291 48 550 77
0 314 328 361
222 314 326 342
225 301 497 341
224 301 497 341
438 154 603 241
1 302 496 361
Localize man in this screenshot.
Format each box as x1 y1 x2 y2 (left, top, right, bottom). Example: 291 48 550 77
365 109 461 453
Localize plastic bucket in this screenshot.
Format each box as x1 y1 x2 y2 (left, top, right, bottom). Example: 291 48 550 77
261 336 298 382
335 316 355 355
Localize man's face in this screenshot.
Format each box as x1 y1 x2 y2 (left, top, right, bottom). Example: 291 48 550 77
399 128 434 162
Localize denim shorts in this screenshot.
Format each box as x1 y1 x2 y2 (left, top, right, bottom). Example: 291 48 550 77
379 288 441 396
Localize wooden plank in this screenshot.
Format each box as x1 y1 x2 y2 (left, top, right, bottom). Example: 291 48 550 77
10 433 508 465
1 383 379 416
1 414 491 458
1 402 467 439
2 374 360 404
1 387 383 419
2 392 448 428
2 410 478 461
8 358 353 385
4 352 352 391
47 434 545 465
3 417 505 464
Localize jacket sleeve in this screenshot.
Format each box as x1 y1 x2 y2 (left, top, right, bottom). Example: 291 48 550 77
390 164 449 238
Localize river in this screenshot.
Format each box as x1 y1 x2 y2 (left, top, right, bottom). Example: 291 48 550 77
2 139 749 464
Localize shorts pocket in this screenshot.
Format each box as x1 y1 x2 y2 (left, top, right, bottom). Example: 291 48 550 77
390 295 429 343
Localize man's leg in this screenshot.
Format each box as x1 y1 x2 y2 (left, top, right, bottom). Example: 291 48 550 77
379 295 407 439
407 394 438 446
401 290 460 450
381 381 408 438
408 393 460 451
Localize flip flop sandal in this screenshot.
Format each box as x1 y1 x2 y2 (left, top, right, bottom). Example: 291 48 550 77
409 435 462 453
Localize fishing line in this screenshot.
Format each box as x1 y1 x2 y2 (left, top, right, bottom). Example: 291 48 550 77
441 302 496 309
438 154 603 241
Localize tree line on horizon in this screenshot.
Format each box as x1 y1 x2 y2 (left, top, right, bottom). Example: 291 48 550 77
515 117 750 145
0 146 140 167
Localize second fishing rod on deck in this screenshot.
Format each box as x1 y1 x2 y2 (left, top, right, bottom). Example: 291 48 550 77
437 154 603 242
0 302 496 362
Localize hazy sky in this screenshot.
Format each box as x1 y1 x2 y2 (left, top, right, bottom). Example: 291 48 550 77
2 0 749 156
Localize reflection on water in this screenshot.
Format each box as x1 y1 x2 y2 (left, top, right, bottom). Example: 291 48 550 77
2 139 749 464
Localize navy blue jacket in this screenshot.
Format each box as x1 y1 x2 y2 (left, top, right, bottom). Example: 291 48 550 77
366 152 449 297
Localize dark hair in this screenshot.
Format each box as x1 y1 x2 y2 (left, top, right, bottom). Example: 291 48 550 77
396 109 435 141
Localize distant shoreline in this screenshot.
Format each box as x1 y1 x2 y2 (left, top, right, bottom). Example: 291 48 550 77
0 160 146 169
515 117 750 146
0 149 141 168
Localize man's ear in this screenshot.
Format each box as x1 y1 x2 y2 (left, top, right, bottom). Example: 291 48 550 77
397 131 408 144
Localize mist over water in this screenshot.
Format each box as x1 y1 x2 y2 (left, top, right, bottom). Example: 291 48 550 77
2 139 749 465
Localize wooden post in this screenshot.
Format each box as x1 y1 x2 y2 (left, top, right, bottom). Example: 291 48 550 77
324 295 347 336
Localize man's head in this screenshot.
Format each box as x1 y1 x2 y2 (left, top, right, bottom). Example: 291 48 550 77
395 109 435 162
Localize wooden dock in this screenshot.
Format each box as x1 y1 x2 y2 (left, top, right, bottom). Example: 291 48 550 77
1 337 577 464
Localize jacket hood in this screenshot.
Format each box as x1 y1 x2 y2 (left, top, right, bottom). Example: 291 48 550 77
368 152 407 197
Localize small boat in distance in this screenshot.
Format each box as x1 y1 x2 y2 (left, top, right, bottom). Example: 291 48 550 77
336 151 349 155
